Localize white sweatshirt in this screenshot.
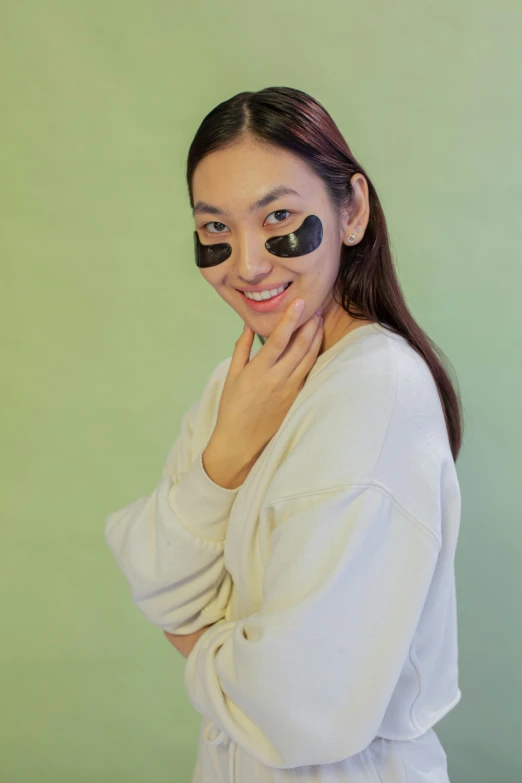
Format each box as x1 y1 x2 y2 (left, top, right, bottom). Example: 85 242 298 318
104 322 462 783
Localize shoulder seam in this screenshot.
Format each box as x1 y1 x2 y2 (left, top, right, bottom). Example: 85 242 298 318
269 481 442 552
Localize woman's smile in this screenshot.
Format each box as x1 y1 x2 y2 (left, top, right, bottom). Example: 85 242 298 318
237 281 294 312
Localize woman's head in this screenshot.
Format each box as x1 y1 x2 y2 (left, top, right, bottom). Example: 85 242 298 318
186 86 463 460
191 134 371 340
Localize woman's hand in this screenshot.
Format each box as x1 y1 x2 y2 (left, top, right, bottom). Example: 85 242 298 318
163 623 215 659
205 300 323 487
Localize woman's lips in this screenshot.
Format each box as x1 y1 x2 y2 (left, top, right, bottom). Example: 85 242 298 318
238 282 294 313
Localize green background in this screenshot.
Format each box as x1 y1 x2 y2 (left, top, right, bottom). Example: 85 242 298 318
1 2 520 781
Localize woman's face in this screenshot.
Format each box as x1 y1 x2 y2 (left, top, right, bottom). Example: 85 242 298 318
192 137 366 342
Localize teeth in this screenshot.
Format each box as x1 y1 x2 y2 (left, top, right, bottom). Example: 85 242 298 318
244 283 290 301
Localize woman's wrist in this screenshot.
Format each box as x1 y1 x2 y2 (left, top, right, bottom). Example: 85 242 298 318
202 438 250 490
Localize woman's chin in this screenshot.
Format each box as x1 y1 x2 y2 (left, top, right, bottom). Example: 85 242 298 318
249 327 269 339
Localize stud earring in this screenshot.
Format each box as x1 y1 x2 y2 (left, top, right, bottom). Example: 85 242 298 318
346 234 357 244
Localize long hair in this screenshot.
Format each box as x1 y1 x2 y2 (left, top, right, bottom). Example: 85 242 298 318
186 86 464 460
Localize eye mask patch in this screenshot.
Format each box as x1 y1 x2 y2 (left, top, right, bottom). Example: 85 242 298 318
194 214 323 268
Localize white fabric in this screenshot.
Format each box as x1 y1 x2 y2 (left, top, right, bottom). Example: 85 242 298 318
104 322 462 782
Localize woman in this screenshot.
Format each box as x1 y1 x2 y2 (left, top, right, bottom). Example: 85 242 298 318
104 86 463 782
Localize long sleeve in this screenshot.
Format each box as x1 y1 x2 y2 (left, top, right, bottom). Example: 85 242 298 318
104 359 240 634
184 482 441 769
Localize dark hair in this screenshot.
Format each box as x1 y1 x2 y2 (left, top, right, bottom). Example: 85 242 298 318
186 86 464 460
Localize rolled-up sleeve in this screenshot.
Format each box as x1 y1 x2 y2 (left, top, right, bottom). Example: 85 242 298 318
184 482 441 769
104 360 240 633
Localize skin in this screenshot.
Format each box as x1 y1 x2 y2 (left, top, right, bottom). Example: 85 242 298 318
192 135 375 354
163 625 213 659
165 137 375 658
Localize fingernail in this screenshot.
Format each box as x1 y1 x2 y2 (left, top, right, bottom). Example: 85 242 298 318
316 307 323 316
293 299 304 312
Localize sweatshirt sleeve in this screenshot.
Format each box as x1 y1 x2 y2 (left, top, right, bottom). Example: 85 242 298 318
103 359 240 634
183 482 441 768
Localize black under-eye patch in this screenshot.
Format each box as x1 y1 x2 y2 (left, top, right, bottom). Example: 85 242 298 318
193 231 232 268
194 214 323 268
265 214 323 257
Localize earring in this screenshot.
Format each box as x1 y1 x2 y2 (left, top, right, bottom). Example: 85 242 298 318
346 234 357 244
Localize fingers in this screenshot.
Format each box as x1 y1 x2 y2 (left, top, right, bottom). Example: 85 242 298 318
266 309 323 379
228 323 255 378
290 316 323 382
278 312 323 377
253 298 307 369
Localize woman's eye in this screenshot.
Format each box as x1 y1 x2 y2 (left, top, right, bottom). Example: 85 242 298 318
202 209 291 235
204 221 228 234
265 209 291 225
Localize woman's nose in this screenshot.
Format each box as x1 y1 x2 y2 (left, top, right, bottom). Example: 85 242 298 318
232 234 274 279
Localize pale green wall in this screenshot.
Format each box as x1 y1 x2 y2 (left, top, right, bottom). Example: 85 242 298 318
1 2 520 781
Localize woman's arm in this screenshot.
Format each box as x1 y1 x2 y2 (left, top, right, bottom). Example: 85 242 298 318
104 359 239 634
183 483 441 768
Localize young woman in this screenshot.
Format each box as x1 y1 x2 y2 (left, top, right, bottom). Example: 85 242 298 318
105 86 464 783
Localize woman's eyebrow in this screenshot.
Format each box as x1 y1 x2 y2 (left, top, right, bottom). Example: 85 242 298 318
192 186 303 218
